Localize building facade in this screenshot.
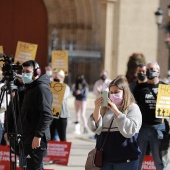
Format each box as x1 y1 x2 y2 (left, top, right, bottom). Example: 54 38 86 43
0 0 168 87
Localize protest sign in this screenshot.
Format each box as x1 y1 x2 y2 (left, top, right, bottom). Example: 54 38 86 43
142 155 156 170
52 50 68 75
156 84 170 118
15 41 38 64
50 81 66 118
0 145 21 170
0 46 3 68
0 46 3 53
44 140 72 165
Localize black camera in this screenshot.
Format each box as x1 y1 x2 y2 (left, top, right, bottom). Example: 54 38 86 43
0 53 22 81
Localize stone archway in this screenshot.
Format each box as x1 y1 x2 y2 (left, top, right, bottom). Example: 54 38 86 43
43 0 105 88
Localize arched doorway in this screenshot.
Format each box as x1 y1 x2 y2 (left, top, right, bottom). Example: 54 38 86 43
0 0 48 70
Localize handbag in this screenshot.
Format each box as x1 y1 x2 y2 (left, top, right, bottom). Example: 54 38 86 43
85 118 114 170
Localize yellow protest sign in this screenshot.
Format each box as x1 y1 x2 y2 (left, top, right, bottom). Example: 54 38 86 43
15 41 38 64
52 50 68 75
0 46 3 53
50 81 66 118
156 84 170 118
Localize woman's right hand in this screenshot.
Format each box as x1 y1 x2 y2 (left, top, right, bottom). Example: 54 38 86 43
94 97 103 109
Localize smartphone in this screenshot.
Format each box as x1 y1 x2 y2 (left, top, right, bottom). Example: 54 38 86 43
101 91 109 107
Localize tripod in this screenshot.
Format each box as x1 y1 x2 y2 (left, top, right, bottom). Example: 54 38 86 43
0 80 27 170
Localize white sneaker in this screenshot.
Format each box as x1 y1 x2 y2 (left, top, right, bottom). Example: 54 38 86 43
74 123 81 134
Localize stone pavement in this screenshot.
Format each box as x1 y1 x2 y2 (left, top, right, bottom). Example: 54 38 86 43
44 92 170 170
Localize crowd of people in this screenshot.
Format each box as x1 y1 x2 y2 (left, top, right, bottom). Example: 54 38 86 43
0 59 170 170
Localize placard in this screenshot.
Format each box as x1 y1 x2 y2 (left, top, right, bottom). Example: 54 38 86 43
156 84 170 118
50 81 66 118
142 155 156 170
14 41 38 64
0 46 3 53
0 145 20 170
52 50 68 75
43 140 71 165
0 141 71 169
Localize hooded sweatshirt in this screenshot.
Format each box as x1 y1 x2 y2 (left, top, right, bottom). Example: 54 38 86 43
20 74 53 144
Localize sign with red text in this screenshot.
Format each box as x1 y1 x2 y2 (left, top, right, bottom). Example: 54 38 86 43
50 82 66 118
142 155 156 170
43 140 72 165
0 145 21 170
156 84 170 118
15 41 38 64
52 50 68 75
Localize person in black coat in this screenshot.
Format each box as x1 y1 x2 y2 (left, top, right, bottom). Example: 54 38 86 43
19 60 53 170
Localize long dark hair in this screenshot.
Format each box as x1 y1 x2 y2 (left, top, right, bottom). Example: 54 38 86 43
75 74 88 90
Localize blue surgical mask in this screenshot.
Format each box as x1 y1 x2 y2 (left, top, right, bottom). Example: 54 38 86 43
22 73 33 84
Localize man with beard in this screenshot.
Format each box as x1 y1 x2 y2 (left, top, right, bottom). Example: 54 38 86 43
133 62 169 170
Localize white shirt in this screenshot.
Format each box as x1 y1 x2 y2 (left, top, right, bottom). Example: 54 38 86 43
93 78 112 99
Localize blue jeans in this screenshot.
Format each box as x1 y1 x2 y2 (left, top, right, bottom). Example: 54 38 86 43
0 122 4 144
101 160 138 170
138 125 167 170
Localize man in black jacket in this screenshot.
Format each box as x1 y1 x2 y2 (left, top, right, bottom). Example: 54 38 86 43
20 60 53 170
133 62 169 170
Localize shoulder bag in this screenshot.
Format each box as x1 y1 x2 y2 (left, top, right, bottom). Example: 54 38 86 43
85 118 114 170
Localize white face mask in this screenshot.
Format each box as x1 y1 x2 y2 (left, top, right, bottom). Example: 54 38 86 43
22 73 33 84
46 70 52 77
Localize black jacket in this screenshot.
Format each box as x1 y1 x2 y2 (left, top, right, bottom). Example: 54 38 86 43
20 74 53 144
133 82 163 125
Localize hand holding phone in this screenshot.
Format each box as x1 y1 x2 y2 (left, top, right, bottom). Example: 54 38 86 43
101 91 109 107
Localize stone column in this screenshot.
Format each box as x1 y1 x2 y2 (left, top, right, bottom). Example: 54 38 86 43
101 0 117 79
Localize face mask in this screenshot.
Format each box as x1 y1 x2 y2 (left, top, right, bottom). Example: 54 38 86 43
137 73 146 81
100 75 107 81
146 70 158 80
109 92 123 106
46 70 52 77
22 73 33 84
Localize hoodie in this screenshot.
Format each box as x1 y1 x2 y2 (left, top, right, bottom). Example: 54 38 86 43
20 74 53 144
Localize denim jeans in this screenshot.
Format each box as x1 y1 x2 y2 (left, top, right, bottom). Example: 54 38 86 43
138 125 167 170
101 159 138 170
0 122 4 144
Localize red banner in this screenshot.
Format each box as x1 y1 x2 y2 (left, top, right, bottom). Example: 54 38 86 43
142 155 156 170
0 140 71 169
0 145 19 170
44 140 72 165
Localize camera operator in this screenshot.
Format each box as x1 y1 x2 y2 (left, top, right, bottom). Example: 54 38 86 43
18 60 53 170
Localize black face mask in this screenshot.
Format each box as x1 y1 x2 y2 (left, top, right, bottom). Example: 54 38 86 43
137 73 146 81
54 78 60 82
100 75 107 81
146 70 158 80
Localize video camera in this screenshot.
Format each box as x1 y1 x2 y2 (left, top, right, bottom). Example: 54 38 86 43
0 53 22 81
